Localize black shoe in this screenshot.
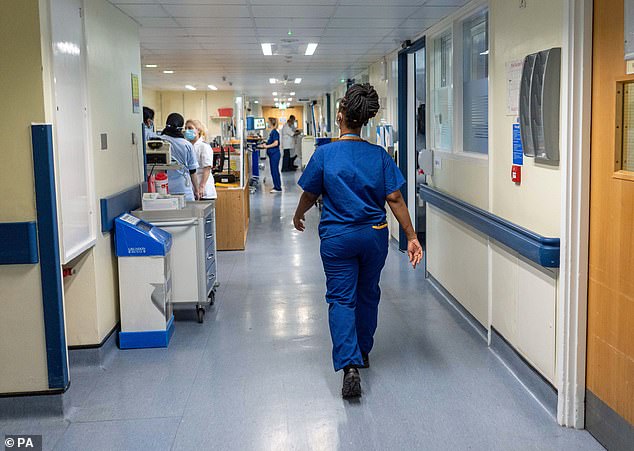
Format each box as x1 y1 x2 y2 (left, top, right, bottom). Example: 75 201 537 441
342 366 361 398
361 353 370 369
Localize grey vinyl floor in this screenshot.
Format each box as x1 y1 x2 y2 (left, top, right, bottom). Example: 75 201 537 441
0 172 603 451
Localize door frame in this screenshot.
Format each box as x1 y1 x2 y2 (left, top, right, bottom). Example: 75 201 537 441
398 37 425 250
557 0 593 428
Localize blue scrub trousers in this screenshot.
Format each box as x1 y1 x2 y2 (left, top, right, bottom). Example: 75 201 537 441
267 149 282 190
252 150 260 178
320 225 389 371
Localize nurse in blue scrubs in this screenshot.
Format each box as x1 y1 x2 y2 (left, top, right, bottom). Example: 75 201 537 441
159 113 200 201
294 83 423 399
258 117 283 193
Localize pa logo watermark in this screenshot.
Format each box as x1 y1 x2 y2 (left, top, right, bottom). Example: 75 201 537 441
4 436 42 451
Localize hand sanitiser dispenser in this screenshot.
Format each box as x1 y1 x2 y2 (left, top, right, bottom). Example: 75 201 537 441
115 213 174 349
519 47 561 164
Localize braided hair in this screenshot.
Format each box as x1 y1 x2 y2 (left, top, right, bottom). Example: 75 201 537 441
339 83 380 128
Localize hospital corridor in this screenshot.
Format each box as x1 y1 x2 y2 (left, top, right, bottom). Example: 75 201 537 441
0 176 602 450
1 0 633 450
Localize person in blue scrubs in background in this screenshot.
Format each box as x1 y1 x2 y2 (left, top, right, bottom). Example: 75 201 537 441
259 117 282 193
160 112 199 201
293 83 423 399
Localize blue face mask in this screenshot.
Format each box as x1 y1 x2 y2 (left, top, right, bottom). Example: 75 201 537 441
184 129 197 141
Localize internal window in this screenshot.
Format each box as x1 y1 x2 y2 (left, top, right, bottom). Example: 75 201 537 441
462 11 489 154
432 31 453 151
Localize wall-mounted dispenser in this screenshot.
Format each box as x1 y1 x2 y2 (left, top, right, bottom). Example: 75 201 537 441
519 47 561 163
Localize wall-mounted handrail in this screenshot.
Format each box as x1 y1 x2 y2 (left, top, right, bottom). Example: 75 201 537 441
100 185 142 233
419 184 560 268
0 222 39 265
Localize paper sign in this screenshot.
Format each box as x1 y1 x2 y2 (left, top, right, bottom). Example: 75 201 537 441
506 60 524 116
513 123 523 165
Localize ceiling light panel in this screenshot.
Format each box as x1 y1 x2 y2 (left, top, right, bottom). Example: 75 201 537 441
261 43 273 55
305 43 318 55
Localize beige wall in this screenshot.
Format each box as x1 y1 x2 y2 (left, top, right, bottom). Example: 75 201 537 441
424 0 564 384
487 0 563 383
63 0 144 346
143 90 236 138
489 0 562 237
0 0 52 393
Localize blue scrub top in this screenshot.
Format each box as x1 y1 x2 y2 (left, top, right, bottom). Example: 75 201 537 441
160 134 199 200
298 140 405 240
267 129 280 153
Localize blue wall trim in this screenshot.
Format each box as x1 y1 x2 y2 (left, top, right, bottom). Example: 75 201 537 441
0 222 39 265
419 184 560 268
31 124 69 390
100 185 142 233
118 315 175 350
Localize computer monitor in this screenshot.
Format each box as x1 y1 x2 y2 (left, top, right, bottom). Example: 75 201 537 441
254 117 266 130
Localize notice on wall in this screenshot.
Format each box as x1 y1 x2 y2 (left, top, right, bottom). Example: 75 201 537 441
506 60 524 116
513 123 523 165
131 73 140 113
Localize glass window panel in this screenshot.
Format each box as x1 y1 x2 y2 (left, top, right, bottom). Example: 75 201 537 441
433 31 453 151
463 11 489 154
622 82 634 171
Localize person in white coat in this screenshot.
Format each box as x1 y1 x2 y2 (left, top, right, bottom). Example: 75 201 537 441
281 115 300 172
185 119 217 200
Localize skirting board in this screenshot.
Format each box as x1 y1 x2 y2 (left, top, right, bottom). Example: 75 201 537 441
68 324 119 368
586 389 634 451
428 274 558 419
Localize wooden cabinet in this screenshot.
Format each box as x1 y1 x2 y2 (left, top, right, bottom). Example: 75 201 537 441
215 184 250 250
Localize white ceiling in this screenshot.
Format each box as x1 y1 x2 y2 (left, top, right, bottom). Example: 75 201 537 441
108 0 467 101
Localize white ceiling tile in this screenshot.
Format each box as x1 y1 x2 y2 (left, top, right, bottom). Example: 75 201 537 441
174 17 253 27
114 3 168 17
411 5 459 19
255 18 328 28
334 6 418 19
162 4 250 18
136 17 180 27
251 5 336 18
329 18 406 28
423 0 468 6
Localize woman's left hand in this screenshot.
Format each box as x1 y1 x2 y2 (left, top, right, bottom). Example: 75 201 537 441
293 214 306 232
408 238 424 269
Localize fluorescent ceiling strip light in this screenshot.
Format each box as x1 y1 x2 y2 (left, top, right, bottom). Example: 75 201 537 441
290 92 295 96
272 92 278 96
185 85 196 91
145 64 157 68
294 78 302 84
163 70 174 74
208 84 218 90
269 78 277 84
305 43 318 56
261 43 273 56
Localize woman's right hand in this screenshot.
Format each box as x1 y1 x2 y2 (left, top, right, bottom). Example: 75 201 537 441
408 238 423 269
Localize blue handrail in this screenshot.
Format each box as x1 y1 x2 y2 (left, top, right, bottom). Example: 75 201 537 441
419 184 560 268
100 185 142 233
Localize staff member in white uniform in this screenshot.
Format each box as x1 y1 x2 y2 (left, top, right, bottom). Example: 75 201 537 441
160 113 199 201
185 119 217 200
281 115 300 172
